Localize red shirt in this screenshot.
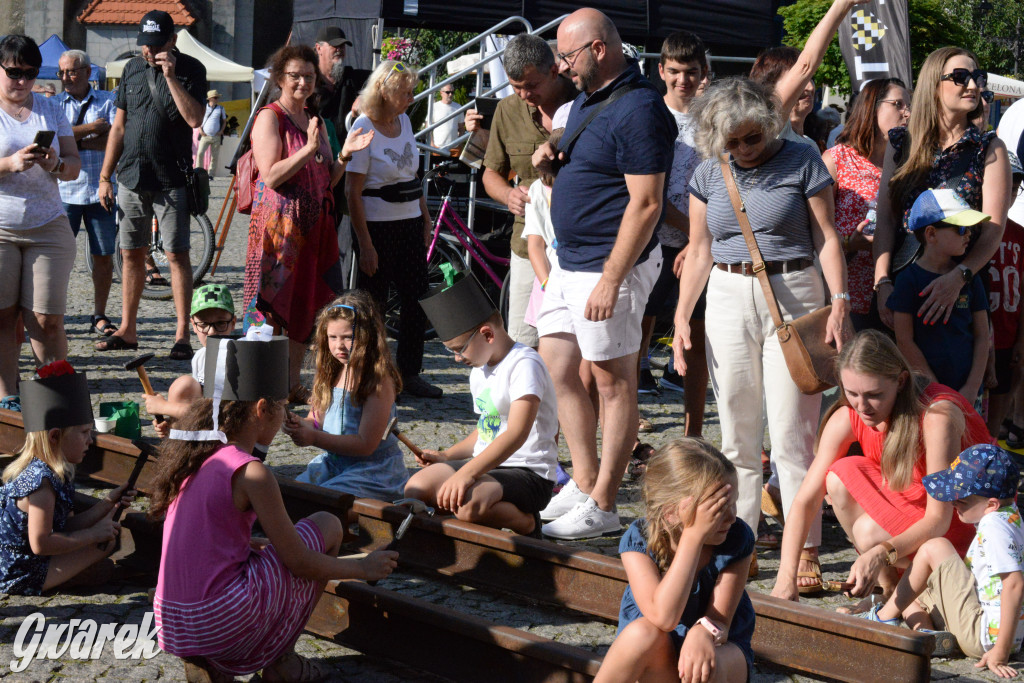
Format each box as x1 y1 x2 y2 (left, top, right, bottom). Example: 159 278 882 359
987 219 1024 349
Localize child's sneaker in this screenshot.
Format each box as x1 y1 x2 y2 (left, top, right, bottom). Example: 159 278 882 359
919 629 958 658
539 479 587 521
0 395 20 412
541 498 621 540
855 603 900 627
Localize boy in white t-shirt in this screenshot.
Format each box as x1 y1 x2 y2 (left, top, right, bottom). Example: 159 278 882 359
409 274 559 537
863 444 1024 676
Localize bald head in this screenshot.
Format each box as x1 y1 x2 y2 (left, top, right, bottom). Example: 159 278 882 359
556 8 626 93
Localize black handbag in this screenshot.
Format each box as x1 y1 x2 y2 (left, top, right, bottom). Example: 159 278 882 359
146 68 210 216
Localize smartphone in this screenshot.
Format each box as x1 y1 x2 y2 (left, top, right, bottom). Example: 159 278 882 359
32 130 55 150
473 97 500 129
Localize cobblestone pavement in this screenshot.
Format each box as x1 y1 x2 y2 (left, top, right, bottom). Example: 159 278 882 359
0 177 1010 681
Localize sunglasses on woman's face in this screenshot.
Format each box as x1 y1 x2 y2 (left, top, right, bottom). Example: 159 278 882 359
724 132 764 150
981 90 994 104
940 68 987 89
2 65 39 81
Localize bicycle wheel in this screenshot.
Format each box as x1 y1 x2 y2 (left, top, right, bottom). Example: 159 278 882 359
140 213 215 301
498 269 511 330
383 239 467 340
81 233 95 274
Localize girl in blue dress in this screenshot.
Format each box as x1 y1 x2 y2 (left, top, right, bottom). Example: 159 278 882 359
287 291 408 507
0 362 131 595
595 438 755 683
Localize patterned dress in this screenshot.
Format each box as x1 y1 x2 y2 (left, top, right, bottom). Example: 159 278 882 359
831 144 880 315
244 102 343 342
0 459 76 595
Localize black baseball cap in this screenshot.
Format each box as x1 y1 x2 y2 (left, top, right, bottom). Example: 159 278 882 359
138 10 174 47
315 26 353 47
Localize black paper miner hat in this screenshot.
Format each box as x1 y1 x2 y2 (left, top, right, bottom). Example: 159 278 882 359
419 272 498 342
21 364 93 433
171 336 289 442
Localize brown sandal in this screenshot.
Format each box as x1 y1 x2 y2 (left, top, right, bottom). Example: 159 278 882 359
797 549 825 595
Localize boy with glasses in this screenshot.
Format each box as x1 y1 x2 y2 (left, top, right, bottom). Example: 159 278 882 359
407 274 559 537
144 284 240 437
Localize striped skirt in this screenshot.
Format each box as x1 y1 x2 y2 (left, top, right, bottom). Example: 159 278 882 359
154 519 325 675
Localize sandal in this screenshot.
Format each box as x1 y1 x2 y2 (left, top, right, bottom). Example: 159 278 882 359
797 549 825 595
168 341 192 361
1006 423 1024 450
756 517 780 549
260 651 328 683
638 416 654 433
627 441 656 480
95 335 139 352
145 266 170 287
761 484 784 526
90 315 117 336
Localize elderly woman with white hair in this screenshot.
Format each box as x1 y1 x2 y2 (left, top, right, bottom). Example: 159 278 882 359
346 60 441 399
672 77 852 583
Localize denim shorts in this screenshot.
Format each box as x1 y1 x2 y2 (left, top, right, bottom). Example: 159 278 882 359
64 202 117 256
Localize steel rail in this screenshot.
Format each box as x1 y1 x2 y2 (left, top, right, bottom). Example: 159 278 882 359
2 409 933 682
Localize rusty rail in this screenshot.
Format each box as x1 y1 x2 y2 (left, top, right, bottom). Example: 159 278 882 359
5 409 934 682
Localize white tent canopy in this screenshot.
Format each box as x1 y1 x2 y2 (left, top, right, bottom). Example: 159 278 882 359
105 30 254 83
990 73 1024 100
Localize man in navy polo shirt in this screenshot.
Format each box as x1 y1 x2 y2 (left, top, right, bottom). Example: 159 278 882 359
535 8 675 540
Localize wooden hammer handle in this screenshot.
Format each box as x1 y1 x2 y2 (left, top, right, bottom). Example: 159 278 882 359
136 367 155 395
392 430 422 457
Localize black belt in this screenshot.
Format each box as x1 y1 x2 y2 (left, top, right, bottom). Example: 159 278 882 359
362 179 423 203
715 258 813 276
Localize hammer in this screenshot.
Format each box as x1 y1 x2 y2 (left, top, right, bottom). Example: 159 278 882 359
124 353 164 423
357 498 435 585
387 416 423 458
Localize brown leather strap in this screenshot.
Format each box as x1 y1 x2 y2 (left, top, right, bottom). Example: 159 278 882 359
719 155 785 329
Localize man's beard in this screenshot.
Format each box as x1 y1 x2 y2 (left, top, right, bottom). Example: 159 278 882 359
330 60 346 83
574 60 599 93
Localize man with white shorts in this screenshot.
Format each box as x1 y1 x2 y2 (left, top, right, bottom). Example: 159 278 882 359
534 8 676 540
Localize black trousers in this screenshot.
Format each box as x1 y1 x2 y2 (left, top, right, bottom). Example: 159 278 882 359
359 216 428 377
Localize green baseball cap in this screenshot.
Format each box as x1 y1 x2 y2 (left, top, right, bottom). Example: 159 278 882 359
190 284 235 316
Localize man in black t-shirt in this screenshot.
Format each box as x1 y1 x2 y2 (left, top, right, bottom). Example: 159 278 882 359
97 10 207 360
313 27 370 143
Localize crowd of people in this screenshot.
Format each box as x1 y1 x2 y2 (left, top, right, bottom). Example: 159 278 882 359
3 0 1024 680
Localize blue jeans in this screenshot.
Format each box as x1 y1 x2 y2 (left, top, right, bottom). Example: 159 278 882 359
64 202 117 256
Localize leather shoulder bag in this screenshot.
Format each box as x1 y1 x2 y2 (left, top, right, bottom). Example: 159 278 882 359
719 155 837 394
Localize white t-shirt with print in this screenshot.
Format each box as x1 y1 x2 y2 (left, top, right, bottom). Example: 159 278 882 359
347 113 421 222
469 343 558 481
966 504 1024 653
522 179 557 266
191 346 207 385
658 106 699 249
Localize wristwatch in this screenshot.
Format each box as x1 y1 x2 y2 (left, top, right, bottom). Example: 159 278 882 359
957 264 973 283
697 617 725 645
880 541 898 566
831 291 851 302
50 156 65 175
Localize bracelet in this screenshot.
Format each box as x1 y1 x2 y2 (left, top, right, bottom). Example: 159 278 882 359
873 277 893 292
99 177 111 184
338 153 353 163
541 278 548 291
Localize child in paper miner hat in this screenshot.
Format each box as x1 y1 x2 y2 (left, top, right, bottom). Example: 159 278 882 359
0 361 134 594
151 335 398 679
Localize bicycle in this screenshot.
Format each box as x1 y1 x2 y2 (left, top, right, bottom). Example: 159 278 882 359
82 210 215 301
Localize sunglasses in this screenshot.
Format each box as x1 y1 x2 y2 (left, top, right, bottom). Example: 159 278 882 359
981 90 994 104
382 62 408 88
940 68 987 89
2 65 39 81
936 222 973 236
57 66 89 78
440 89 454 95
724 132 764 150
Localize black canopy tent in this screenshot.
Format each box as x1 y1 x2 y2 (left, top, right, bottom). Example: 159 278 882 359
293 0 782 58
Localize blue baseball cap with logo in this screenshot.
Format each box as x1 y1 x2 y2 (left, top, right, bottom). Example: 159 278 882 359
907 188 990 234
922 443 1019 502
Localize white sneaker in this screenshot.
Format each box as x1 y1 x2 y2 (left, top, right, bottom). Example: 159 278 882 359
539 479 588 521
541 498 621 540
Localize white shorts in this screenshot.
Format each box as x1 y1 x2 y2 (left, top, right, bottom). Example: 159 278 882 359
537 245 661 361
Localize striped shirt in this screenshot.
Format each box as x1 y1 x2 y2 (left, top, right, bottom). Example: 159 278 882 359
689 141 833 263
57 87 117 205
115 51 207 191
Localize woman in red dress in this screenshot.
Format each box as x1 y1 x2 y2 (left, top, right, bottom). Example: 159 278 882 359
772 330 993 607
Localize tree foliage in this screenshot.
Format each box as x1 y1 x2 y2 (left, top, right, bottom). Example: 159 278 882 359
938 0 1024 79
777 0 971 94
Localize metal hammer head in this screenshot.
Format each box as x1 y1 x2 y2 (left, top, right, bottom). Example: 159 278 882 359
392 497 435 517
124 353 156 372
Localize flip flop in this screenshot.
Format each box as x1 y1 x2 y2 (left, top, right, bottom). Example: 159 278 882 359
168 341 192 361
95 335 139 352
627 441 655 480
90 315 117 336
797 549 825 595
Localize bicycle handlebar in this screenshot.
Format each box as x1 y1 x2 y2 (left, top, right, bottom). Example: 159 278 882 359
423 159 465 181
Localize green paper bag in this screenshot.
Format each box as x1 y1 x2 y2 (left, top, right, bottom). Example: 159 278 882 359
99 401 141 440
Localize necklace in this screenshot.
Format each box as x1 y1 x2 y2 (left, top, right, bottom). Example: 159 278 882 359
729 160 763 213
